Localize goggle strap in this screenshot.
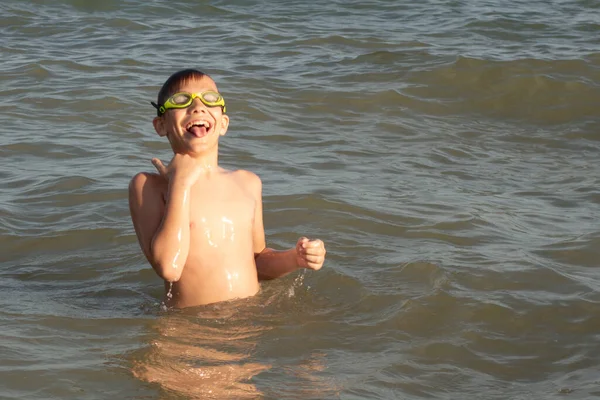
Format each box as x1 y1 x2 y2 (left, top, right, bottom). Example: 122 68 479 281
151 101 166 115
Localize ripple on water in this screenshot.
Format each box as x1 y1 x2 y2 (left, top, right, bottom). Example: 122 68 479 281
2 0 600 399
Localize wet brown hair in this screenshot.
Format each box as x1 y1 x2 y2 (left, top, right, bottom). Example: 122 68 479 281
152 69 210 117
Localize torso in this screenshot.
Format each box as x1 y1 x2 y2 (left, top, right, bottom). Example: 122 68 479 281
160 169 260 307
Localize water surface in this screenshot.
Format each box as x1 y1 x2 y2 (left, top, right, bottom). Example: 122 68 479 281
1 0 600 399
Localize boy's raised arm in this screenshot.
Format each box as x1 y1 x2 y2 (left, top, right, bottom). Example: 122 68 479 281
129 163 192 282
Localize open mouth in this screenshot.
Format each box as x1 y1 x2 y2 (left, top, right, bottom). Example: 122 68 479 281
185 120 211 137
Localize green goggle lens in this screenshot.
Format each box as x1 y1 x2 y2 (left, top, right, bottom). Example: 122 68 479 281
152 91 226 115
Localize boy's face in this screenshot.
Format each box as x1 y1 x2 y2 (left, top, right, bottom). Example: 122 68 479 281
153 76 229 155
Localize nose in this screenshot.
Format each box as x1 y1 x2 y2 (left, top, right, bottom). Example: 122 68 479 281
189 97 208 113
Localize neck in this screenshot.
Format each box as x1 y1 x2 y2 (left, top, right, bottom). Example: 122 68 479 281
175 148 220 173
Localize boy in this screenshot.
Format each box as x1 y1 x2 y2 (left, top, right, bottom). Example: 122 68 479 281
129 69 326 308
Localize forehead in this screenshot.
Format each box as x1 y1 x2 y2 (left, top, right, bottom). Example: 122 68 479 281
173 76 218 93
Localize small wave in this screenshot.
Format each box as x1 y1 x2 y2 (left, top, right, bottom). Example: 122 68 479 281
403 55 600 123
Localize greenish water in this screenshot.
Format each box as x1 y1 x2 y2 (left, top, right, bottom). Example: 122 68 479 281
1 0 599 399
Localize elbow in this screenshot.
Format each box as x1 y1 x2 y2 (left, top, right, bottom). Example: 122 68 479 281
150 242 185 282
151 250 185 282
154 261 183 282
254 247 273 260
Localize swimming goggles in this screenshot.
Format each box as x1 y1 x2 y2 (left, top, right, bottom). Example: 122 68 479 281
151 91 226 115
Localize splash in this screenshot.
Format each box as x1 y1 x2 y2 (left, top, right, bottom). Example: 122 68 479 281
166 282 173 301
288 270 306 298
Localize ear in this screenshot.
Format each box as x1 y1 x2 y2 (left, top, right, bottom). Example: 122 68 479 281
218 114 230 137
153 116 167 137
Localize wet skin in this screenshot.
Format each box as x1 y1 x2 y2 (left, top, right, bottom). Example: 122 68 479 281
129 76 326 308
159 167 262 307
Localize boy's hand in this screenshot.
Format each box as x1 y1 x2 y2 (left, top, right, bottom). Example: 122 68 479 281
295 237 326 271
151 155 203 187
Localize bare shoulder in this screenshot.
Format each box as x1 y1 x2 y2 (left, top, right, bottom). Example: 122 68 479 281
231 169 261 184
229 169 262 196
128 172 167 203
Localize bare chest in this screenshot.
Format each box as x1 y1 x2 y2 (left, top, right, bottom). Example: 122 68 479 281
187 181 255 242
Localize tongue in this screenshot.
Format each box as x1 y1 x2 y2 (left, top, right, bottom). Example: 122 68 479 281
188 126 207 137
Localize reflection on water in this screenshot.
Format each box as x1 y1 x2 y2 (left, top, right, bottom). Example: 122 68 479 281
131 283 340 400
132 302 271 399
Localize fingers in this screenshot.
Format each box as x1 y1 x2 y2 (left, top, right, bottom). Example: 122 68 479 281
303 254 325 264
300 239 325 252
297 238 326 271
151 158 168 178
298 239 326 257
303 239 323 248
296 237 309 253
303 255 325 271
